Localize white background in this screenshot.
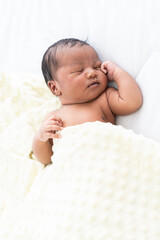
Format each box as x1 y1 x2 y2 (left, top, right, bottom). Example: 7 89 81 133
1 0 160 141
0 0 160 77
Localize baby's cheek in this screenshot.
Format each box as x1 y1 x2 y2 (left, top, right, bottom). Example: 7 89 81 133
102 72 108 81
101 74 108 87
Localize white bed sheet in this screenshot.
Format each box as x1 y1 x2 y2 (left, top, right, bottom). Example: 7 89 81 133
0 0 160 76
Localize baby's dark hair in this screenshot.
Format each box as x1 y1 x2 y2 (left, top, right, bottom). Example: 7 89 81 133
41 38 89 85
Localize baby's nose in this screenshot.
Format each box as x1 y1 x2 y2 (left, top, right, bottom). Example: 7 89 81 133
86 68 96 78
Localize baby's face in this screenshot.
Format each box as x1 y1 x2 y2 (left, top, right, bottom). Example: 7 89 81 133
53 45 108 104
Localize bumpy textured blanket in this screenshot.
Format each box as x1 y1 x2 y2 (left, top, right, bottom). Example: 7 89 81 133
0 73 160 239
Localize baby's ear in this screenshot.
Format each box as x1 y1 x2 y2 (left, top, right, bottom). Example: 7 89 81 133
47 80 61 96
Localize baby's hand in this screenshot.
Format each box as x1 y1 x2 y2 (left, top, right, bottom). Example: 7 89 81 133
37 114 63 142
101 61 118 81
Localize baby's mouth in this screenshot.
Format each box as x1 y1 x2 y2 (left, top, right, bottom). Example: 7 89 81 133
88 81 99 88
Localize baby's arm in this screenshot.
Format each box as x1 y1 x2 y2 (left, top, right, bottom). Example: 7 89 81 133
32 113 63 165
101 61 143 115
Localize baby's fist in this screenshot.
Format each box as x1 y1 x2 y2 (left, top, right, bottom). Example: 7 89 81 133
101 61 118 81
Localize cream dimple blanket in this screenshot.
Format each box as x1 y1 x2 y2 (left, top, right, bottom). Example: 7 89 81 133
0 73 160 239
0 121 160 240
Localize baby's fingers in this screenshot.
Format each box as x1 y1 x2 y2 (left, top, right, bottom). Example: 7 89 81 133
101 63 108 74
46 124 63 132
48 120 63 127
48 115 63 124
52 132 62 139
46 132 62 139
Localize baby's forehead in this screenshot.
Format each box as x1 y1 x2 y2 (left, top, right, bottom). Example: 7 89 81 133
58 44 97 55
56 45 99 66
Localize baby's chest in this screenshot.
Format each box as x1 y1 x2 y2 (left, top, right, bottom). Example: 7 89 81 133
61 105 106 128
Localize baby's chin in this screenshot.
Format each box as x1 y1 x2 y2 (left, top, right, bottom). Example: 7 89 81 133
85 88 107 103
90 82 107 95
61 84 107 105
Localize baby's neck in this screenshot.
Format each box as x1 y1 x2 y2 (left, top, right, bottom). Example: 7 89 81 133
61 100 94 109
60 97 97 107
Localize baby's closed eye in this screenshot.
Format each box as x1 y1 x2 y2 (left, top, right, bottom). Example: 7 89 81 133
93 62 101 70
94 66 101 70
71 69 84 74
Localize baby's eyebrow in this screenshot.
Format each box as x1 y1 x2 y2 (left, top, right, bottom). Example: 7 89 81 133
70 61 83 66
69 59 101 68
96 60 101 65
92 60 101 67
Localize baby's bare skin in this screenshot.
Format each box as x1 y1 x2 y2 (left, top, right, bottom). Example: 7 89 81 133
32 44 142 165
49 92 115 128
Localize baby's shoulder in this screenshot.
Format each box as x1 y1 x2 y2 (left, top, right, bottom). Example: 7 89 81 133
99 86 118 106
97 88 115 121
44 109 61 121
97 89 109 104
105 86 117 97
